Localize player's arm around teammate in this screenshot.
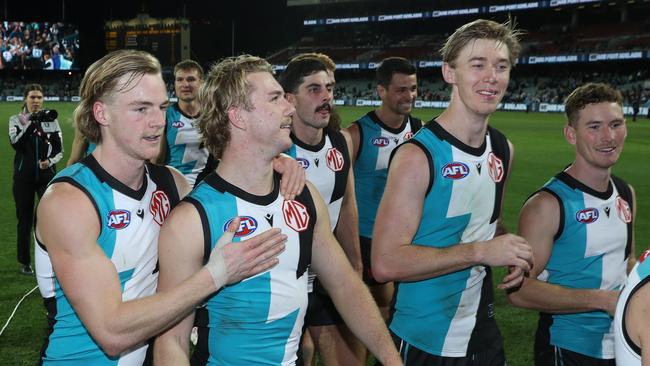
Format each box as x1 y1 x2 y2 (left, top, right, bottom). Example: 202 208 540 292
507 185 636 315
337 129 363 274
372 141 533 288
36 168 286 357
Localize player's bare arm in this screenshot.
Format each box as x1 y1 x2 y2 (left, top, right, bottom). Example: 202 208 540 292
507 191 619 315
66 132 89 167
372 143 533 283
336 130 362 274
343 122 361 162
628 184 637 273
307 182 402 366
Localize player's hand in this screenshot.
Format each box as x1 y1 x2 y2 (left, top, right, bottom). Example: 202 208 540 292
204 217 286 289
480 234 534 272
499 265 527 290
602 289 621 317
39 159 50 169
273 154 305 200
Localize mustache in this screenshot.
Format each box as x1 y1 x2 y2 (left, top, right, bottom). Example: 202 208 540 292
315 103 332 112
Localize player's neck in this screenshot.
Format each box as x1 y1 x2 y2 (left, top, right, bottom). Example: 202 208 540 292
375 106 405 129
91 146 146 191
292 120 323 146
179 100 200 118
436 104 489 148
565 160 612 192
217 148 275 196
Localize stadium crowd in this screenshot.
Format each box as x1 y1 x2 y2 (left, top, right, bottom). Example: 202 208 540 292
0 21 79 70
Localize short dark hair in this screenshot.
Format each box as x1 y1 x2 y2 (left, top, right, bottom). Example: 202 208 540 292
278 58 328 94
174 59 204 79
376 57 416 88
565 83 623 126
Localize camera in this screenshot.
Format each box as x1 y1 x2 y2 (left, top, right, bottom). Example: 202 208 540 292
29 109 58 123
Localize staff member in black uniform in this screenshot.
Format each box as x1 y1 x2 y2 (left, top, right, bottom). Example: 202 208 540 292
8 83 62 275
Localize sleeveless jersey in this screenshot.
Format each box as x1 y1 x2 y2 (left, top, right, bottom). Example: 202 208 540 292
286 129 350 230
38 155 180 365
352 111 421 238
187 172 316 365
537 172 633 359
614 252 649 366
390 120 510 357
164 103 209 187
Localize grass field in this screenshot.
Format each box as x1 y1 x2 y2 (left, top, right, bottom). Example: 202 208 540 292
0 103 648 365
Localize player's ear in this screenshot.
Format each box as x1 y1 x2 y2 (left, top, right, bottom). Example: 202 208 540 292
442 62 455 84
93 101 109 126
376 84 386 100
285 92 296 105
564 122 576 145
228 107 245 130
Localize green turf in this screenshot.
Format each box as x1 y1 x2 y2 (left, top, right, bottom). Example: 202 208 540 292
0 103 647 365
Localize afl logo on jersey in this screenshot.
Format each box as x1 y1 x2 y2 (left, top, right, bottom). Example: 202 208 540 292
404 132 414 141
150 190 171 226
107 209 131 229
372 137 390 147
487 152 504 183
283 200 310 232
172 121 184 128
441 162 470 180
616 196 632 224
297 158 310 170
326 148 344 172
223 216 258 237
576 208 599 224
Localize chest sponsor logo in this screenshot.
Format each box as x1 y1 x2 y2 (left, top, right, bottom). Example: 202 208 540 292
372 137 390 147
616 196 632 224
441 162 470 180
283 200 310 232
223 216 258 237
297 158 310 170
326 147 344 172
150 190 171 226
403 131 414 141
172 121 184 128
107 209 131 229
487 152 504 183
576 208 599 224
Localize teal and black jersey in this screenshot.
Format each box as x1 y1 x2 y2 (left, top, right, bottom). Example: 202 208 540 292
352 111 421 238
37 155 180 366
164 103 208 187
187 172 317 365
615 250 648 366
536 171 633 359
390 120 510 357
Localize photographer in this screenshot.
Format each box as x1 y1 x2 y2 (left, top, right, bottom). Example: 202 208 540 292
8 84 62 275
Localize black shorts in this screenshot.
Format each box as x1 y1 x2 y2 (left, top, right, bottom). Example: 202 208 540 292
390 331 506 366
304 278 343 327
360 235 383 286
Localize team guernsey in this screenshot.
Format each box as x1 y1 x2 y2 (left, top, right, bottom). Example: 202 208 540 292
614 251 649 366
353 111 421 238
187 172 317 365
390 120 509 357
38 155 180 365
536 171 633 359
286 129 349 230
164 102 209 187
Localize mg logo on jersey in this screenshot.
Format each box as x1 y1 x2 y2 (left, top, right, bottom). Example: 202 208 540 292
576 208 599 224
372 137 390 147
326 148 344 172
616 196 632 223
172 121 184 128
487 152 504 183
223 216 258 237
107 209 131 229
283 200 310 232
297 158 310 170
441 162 470 180
150 190 171 226
404 132 414 141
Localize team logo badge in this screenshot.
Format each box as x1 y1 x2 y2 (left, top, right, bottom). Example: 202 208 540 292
150 190 171 226
487 152 504 183
172 121 184 128
107 209 131 229
326 148 344 172
616 196 632 223
283 200 310 232
372 137 390 147
441 162 470 180
404 132 414 141
297 158 310 169
576 208 599 224
223 216 258 237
